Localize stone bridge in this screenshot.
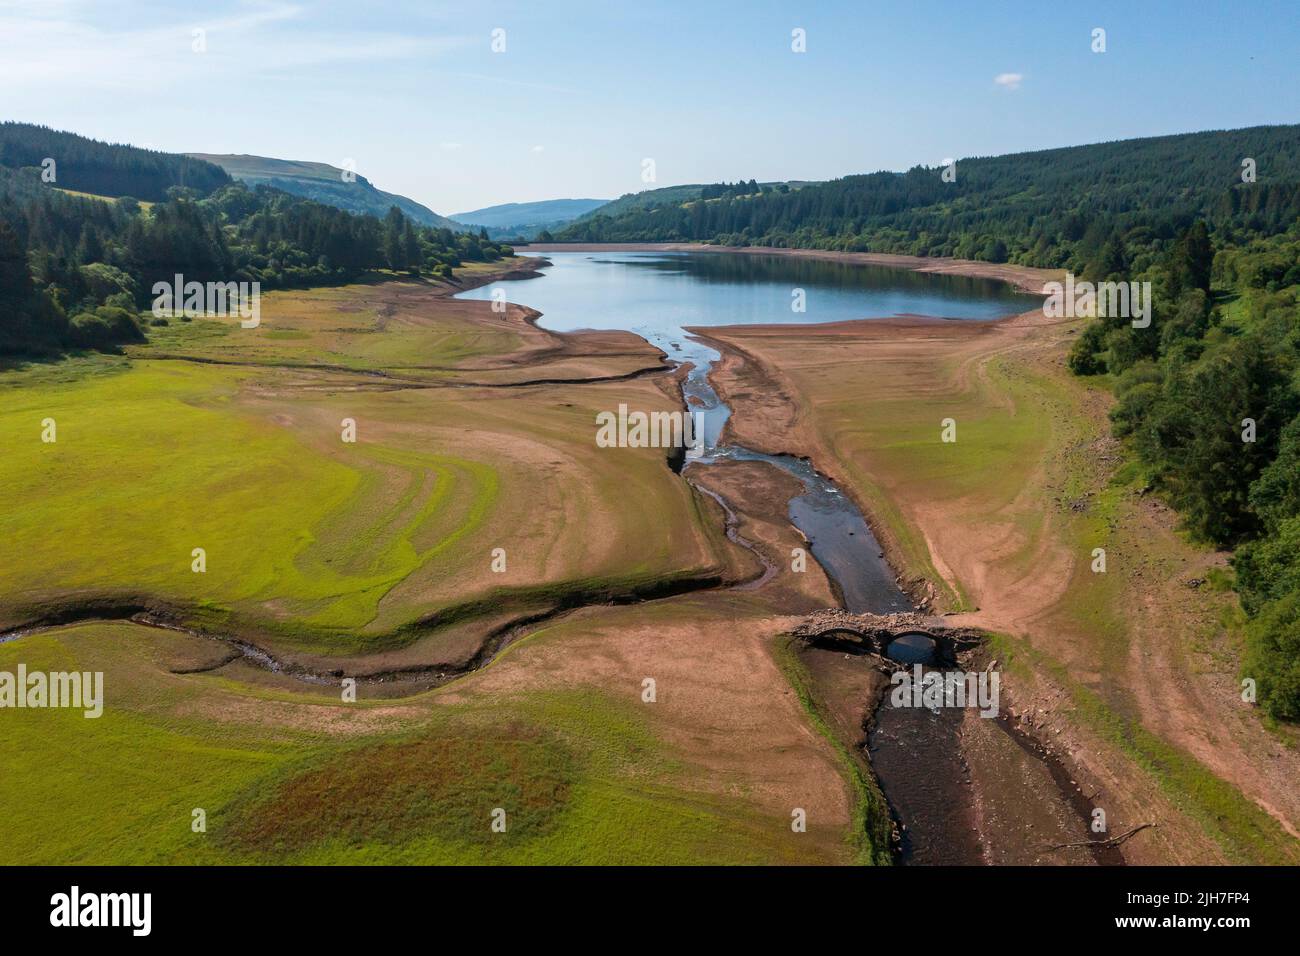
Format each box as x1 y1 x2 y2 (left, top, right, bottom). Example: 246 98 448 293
790 609 985 663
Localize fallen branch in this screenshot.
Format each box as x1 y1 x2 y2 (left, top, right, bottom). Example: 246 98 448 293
1046 822 1156 851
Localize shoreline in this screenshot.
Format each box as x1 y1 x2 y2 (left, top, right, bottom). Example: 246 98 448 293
437 256 676 385
521 241 1064 295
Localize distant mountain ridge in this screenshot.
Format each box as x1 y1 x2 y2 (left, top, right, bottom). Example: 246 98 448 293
188 153 464 230
449 197 610 239
451 198 609 230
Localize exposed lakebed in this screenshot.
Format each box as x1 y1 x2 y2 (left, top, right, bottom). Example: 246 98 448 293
457 251 1106 865
456 250 1024 616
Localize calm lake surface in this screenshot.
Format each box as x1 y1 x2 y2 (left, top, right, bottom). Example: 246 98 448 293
462 250 1031 330
458 251 1033 447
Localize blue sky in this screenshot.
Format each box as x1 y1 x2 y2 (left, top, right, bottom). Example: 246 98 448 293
2 0 1297 214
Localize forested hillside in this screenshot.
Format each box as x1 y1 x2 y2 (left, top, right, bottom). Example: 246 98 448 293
189 153 463 230
0 122 230 202
573 179 815 226
560 125 1300 271
1065 217 1300 721
0 127 511 357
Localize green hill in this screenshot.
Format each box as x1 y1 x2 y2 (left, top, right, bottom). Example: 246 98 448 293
578 181 815 224
557 125 1300 272
2 128 513 357
188 153 463 230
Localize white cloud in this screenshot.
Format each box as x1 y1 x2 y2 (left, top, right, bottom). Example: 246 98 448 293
530 144 544 153
440 142 464 150
0 0 470 92
993 72 1024 91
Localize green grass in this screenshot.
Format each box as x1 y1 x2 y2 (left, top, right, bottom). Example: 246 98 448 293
1052 460 1133 675
0 623 305 864
771 637 893 865
844 368 1048 502
53 187 154 211
131 281 522 377
0 622 830 864
815 350 1055 610
213 693 814 865
0 360 446 634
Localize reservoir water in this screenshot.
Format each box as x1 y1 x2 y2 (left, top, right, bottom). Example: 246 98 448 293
458 251 1031 447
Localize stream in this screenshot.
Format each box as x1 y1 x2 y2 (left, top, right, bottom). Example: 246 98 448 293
687 339 985 863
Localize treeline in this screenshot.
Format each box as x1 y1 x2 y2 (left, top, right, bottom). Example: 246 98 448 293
560 124 1300 273
0 122 231 202
1 161 511 356
1069 220 1300 720
698 179 790 200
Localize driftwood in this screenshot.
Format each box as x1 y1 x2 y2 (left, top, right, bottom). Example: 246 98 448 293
1046 822 1156 851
